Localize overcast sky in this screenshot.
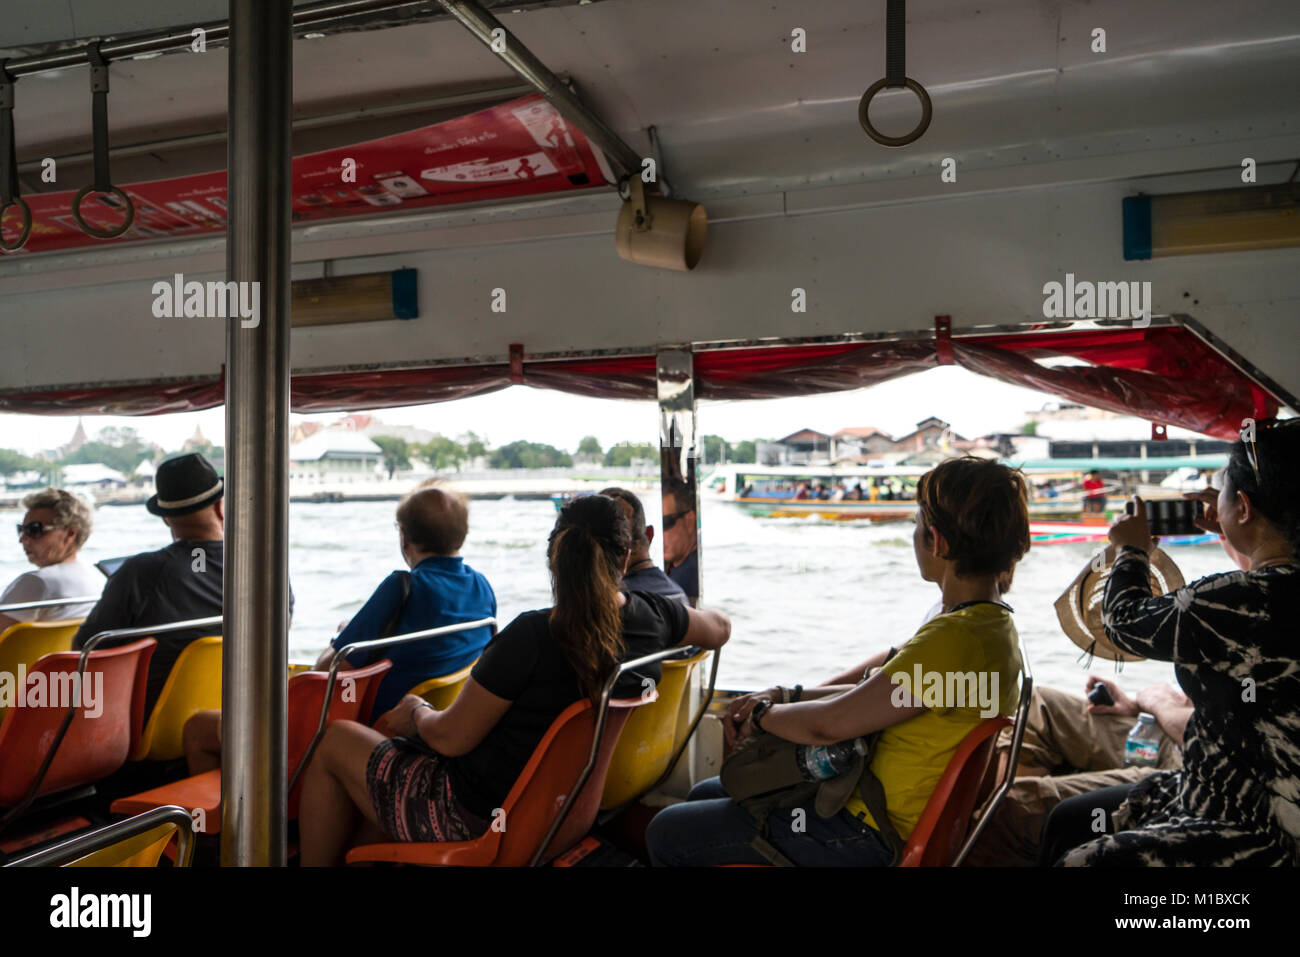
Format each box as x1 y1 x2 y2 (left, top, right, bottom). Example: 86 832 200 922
1 365 1066 456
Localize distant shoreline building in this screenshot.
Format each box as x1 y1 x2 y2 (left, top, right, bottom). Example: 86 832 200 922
289 429 383 483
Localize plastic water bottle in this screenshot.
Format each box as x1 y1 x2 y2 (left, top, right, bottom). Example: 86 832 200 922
1124 713 1161 768
796 738 868 781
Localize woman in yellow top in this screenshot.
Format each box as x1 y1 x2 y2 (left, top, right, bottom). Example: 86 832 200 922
646 456 1029 866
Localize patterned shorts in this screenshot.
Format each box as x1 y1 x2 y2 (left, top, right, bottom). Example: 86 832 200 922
366 737 488 844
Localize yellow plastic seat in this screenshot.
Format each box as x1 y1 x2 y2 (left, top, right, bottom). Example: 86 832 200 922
0 618 83 728
407 659 477 710
66 818 189 867
600 649 710 809
131 636 222 762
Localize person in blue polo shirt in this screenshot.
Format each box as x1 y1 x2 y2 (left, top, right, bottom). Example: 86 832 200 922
182 480 494 775
316 480 496 716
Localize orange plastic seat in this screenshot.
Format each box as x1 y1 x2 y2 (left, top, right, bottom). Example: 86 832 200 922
407 659 477 710
347 695 649 867
0 639 155 810
0 619 84 729
110 658 392 832
897 715 1010 867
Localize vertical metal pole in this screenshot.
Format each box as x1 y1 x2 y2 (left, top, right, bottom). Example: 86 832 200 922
222 0 292 866
656 348 700 606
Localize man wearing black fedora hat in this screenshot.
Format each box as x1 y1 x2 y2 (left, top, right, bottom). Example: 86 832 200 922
73 452 291 718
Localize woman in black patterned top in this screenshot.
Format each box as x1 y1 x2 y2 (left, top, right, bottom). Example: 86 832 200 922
1058 419 1300 866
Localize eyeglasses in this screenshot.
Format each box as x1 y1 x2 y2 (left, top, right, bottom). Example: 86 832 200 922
17 521 63 540
1242 418 1300 487
662 509 692 531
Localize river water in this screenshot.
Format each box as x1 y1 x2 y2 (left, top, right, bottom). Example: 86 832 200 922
2 497 1231 698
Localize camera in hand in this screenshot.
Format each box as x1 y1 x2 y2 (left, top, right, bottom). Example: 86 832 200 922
1087 683 1115 707
1141 498 1205 537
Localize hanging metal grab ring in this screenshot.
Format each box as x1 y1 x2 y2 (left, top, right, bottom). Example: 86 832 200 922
73 42 134 240
860 0 932 147
71 184 134 239
858 77 932 147
0 196 31 251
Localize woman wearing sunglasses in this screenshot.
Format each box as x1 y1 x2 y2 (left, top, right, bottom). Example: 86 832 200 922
0 488 103 631
1048 418 1300 866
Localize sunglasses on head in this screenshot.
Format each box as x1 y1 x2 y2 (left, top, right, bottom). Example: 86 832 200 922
1241 417 1300 488
17 521 63 539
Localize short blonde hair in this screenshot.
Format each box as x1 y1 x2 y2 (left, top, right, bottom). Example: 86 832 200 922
22 487 94 549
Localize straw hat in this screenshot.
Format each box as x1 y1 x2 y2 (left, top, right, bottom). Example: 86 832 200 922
1054 547 1186 664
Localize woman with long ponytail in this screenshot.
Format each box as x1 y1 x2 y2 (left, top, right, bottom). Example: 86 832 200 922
301 494 731 865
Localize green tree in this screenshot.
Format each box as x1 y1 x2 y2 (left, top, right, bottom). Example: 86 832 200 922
577 435 603 456
463 432 487 460
0 448 39 477
62 425 152 475
701 435 730 464
731 440 757 464
602 441 657 468
372 436 411 479
1021 421 1039 436
420 436 466 471
489 441 573 469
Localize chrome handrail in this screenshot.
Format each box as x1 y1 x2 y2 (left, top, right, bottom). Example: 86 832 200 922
4 805 196 867
0 596 100 613
287 617 497 796
0 616 222 832
528 644 701 867
951 644 1033 867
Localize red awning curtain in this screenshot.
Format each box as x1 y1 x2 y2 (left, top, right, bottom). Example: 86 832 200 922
0 327 1275 439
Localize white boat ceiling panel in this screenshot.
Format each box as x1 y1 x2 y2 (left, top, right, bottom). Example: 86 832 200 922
1 0 1297 409
3 169 1297 410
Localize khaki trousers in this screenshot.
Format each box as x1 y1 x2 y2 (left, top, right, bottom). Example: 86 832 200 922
963 685 1182 867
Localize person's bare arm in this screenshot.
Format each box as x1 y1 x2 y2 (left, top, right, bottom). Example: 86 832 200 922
0 613 18 632
1137 685 1193 747
746 669 927 746
376 679 512 757
679 605 730 650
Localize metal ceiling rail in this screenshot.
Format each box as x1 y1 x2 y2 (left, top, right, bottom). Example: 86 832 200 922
2 0 642 182
15 81 539 174
2 1 427 75
434 0 642 178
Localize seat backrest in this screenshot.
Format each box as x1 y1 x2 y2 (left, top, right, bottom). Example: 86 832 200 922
0 639 155 808
898 715 1009 867
488 696 644 866
132 636 222 762
286 659 392 814
0 619 83 729
601 650 706 809
407 659 477 710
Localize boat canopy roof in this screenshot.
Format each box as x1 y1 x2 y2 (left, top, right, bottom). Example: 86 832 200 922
1 0 1297 429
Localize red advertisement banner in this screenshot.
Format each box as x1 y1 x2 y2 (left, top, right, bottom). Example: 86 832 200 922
1 93 608 255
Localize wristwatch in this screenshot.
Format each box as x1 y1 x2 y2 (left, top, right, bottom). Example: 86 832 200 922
751 698 774 732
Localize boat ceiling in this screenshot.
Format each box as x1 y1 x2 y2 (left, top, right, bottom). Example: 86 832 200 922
2 0 1298 414
4 0 1297 200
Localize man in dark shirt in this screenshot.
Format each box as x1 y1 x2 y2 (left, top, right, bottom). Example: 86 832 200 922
73 452 291 717
600 486 687 603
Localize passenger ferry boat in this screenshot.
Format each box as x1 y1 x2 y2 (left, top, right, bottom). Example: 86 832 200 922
0 0 1296 884
705 458 1226 545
